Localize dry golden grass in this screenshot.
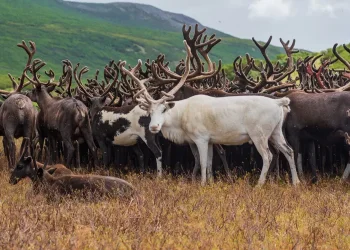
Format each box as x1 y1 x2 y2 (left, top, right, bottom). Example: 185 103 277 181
0 150 349 249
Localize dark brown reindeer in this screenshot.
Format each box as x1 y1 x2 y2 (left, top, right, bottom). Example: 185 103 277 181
0 41 37 169
24 56 98 168
281 43 350 182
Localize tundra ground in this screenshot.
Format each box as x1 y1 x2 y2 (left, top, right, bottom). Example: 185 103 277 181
0 145 349 249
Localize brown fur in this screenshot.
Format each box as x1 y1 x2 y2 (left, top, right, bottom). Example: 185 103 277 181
35 162 73 177
38 168 135 199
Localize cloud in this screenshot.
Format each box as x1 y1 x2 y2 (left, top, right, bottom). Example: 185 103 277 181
248 0 293 19
308 0 350 18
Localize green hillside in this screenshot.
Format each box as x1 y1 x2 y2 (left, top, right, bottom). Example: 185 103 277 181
0 0 286 89
320 44 350 69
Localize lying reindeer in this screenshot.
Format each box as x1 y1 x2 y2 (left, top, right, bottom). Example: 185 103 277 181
9 155 136 200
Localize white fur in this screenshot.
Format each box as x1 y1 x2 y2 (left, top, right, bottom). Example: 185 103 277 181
99 106 163 176
148 94 300 186
100 107 146 146
101 110 119 126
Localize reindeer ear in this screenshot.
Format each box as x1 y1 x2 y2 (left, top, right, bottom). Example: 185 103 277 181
84 96 90 104
47 168 57 175
23 156 32 164
37 168 44 178
46 85 56 93
100 95 107 104
167 102 175 109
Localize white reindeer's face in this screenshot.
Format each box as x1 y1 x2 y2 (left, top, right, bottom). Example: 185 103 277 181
148 102 175 134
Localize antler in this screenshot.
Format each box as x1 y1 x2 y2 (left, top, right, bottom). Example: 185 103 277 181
120 40 193 110
100 66 120 97
333 44 350 69
252 36 274 78
0 41 36 95
24 59 62 89
279 38 299 69
73 63 94 98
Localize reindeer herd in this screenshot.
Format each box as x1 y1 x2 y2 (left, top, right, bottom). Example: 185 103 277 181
2 24 350 198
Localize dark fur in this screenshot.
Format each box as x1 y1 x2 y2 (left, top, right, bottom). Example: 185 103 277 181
0 94 36 168
284 91 350 181
27 86 98 167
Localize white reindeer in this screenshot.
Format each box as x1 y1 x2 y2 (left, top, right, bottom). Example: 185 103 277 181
120 40 300 186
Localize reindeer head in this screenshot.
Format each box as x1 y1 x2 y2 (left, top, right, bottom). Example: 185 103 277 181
119 24 222 133
25 59 73 102
73 63 119 117
9 156 34 185
9 138 35 184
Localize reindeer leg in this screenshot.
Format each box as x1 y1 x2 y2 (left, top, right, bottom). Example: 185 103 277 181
287 131 302 179
37 137 44 162
252 137 272 186
142 131 162 177
214 144 232 182
192 139 209 186
19 138 28 157
307 141 318 183
57 141 64 163
340 145 346 176
270 130 300 186
48 137 56 164
4 132 15 169
207 143 214 184
342 149 350 181
321 146 327 177
75 140 80 168
96 138 109 167
267 144 279 181
189 143 200 183
62 137 75 168
80 124 98 168
3 138 9 168
132 143 145 175
342 142 350 180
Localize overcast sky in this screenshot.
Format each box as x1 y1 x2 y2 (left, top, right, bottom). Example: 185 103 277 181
69 0 349 52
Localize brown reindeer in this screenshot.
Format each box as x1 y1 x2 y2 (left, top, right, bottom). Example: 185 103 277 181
280 44 350 182
24 54 98 168
9 149 135 199
0 41 37 169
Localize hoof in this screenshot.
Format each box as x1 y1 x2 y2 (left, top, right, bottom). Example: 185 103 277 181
293 179 301 186
255 182 264 189
311 176 318 184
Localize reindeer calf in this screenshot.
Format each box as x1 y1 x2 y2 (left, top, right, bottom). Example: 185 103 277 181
10 156 135 200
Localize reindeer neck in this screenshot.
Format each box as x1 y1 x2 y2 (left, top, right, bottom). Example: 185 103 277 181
29 162 39 183
162 101 184 131
36 91 53 110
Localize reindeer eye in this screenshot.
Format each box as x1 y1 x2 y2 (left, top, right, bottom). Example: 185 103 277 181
16 164 23 170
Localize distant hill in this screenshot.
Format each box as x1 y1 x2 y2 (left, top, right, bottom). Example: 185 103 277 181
0 0 287 88
61 1 211 34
